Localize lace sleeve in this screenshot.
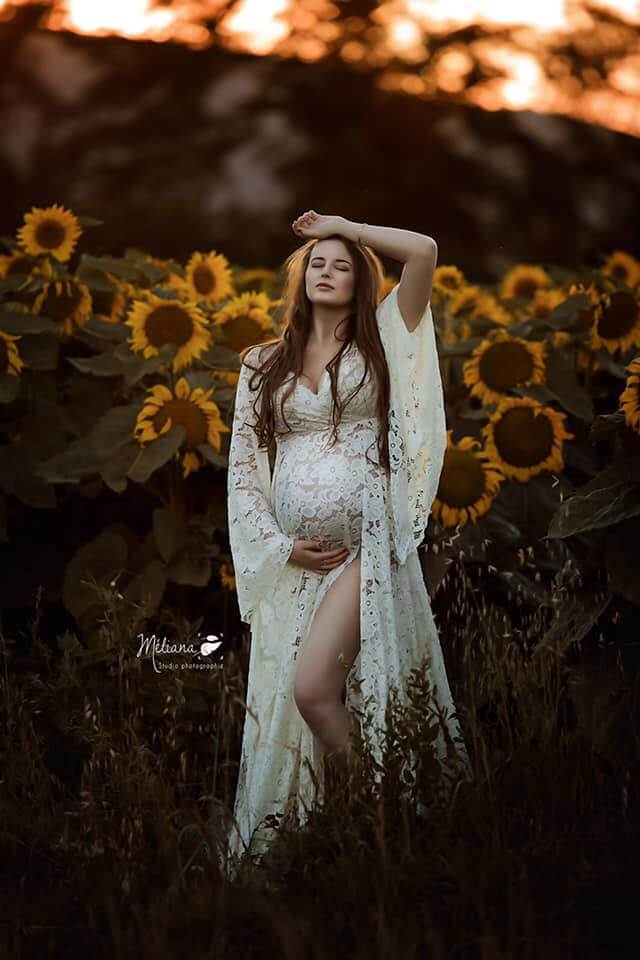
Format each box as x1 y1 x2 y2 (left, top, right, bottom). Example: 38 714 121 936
227 345 296 625
376 282 447 565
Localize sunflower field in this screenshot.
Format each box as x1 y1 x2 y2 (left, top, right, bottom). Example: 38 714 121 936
1 205 639 944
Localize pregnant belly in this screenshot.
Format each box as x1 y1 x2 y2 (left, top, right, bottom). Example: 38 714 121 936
274 447 364 548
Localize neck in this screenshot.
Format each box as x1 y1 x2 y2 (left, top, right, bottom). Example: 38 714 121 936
308 308 354 348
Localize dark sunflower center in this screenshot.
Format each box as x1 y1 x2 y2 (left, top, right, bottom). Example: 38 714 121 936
455 297 482 318
8 256 32 276
478 341 534 391
224 316 264 354
41 282 83 321
441 274 457 289
597 291 638 340
145 304 194 347
35 219 67 251
611 263 629 281
494 406 554 467
154 399 207 449
0 339 8 372
577 305 595 331
193 264 215 296
92 289 117 315
438 449 486 508
514 277 540 298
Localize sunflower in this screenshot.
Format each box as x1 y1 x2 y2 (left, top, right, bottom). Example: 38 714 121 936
433 265 465 295
17 204 82 262
219 562 236 591
0 330 25 378
134 377 230 479
618 355 640 434
482 396 574 483
449 287 512 338
441 321 472 347
591 289 640 356
566 280 600 332
463 329 547 406
499 264 552 301
213 370 241 388
213 290 278 354
601 250 640 288
449 285 494 319
527 287 566 321
181 251 234 306
551 330 572 349
126 293 211 372
431 431 505 530
118 255 184 299
234 267 278 294
33 277 93 336
0 249 38 278
75 265 127 324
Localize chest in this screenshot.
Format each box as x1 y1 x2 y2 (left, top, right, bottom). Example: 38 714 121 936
297 342 349 396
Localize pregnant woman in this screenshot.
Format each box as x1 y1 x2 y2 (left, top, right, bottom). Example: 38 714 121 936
224 212 472 876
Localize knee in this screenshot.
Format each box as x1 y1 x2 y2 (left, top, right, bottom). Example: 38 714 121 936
293 677 331 720
293 676 319 717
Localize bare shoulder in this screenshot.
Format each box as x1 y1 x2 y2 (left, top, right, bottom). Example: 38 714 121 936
244 339 280 367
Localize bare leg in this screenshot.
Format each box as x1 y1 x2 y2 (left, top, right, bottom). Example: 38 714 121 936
293 550 361 756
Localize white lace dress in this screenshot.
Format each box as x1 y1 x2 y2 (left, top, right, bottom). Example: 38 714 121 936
225 283 472 876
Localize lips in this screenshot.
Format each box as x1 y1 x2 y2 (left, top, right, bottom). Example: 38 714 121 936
317 283 334 290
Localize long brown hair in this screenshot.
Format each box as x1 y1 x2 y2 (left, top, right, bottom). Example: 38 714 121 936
238 233 392 473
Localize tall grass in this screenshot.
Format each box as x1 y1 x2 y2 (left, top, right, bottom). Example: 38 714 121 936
1 536 637 959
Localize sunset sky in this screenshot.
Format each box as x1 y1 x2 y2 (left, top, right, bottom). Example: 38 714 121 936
2 0 639 136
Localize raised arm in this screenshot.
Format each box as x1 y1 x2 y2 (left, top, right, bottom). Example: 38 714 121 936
338 219 437 333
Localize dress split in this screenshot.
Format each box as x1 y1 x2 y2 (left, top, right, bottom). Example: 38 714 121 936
225 283 472 876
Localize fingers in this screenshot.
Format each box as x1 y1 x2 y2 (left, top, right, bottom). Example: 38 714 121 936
322 546 350 558
319 553 349 574
291 211 317 231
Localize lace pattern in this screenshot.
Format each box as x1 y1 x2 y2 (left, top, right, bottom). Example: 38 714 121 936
226 345 297 626
224 284 471 879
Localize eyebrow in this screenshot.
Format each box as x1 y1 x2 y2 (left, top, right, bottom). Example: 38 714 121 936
310 256 352 265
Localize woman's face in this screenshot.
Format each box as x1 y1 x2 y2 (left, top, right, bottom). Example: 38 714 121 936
304 238 355 308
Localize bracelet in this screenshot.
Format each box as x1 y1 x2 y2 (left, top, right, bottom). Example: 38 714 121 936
357 222 367 245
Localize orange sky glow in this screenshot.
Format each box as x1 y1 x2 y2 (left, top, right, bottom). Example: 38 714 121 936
1 0 639 136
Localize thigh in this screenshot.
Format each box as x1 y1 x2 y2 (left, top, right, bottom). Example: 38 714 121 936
293 550 361 706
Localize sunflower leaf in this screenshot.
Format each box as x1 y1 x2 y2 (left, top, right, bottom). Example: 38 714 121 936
594 349 629 379
91 405 141 460
533 590 611 656
0 275 31 294
82 315 128 342
122 356 165 388
99 441 140 493
37 436 102 484
127 425 186 484
123 559 167 619
548 481 640 538
543 351 594 420
196 444 227 468
536 294 592 330
166 552 211 587
0 311 60 335
153 508 187 564
0 374 20 404
78 254 139 283
66 353 125 377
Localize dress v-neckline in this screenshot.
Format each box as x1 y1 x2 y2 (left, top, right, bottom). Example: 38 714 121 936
297 367 330 397
295 342 354 397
